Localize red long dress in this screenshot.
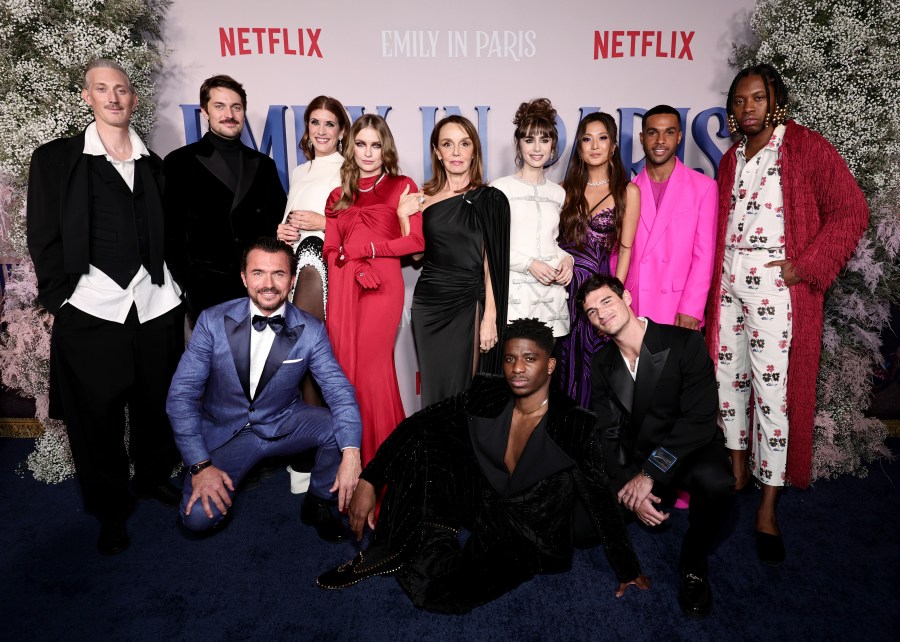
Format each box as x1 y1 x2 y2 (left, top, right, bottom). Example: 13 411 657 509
323 174 423 466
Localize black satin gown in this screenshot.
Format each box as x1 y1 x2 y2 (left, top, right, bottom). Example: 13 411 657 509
412 187 510 406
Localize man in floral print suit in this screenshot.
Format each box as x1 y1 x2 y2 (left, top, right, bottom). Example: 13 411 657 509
705 63 868 567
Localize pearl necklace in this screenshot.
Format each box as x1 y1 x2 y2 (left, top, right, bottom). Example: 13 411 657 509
358 172 386 193
586 178 610 187
514 397 549 416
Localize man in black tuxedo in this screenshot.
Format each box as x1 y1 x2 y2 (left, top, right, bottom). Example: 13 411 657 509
163 74 286 322
581 274 734 618
27 59 185 555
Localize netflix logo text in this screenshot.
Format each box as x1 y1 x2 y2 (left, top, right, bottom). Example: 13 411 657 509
219 27 323 57
594 30 694 60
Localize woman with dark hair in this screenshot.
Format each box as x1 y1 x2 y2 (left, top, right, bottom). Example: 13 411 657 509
323 114 424 465
277 96 349 318
557 112 639 407
492 98 572 338
276 97 349 422
412 115 510 405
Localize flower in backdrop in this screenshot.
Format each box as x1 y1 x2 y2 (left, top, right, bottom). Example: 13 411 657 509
732 0 899 481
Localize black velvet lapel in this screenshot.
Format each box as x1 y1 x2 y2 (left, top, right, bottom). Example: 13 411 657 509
225 313 252 402
197 145 239 194
255 320 304 398
469 402 575 497
633 322 669 427
233 152 259 211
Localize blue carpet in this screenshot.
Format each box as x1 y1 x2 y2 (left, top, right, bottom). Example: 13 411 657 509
1 437 897 641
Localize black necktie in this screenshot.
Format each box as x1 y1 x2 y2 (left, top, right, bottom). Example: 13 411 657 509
252 314 286 335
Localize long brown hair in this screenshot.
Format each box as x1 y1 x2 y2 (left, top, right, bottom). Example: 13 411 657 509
422 115 486 196
299 95 349 160
559 112 629 251
333 114 400 211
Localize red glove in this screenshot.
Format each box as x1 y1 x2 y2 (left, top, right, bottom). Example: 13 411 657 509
354 260 381 290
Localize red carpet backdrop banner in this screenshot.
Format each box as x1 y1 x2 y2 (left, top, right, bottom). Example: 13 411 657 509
151 0 757 413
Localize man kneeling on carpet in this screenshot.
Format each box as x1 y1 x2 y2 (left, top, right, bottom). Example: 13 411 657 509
582 274 734 618
317 318 649 614
166 237 362 541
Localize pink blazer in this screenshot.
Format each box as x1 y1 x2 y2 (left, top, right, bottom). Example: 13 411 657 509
611 158 717 325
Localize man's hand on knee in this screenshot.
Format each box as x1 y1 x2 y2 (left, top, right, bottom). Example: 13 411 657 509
348 478 377 541
186 465 234 519
330 447 361 513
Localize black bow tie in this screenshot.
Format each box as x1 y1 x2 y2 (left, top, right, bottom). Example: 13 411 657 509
252 314 287 335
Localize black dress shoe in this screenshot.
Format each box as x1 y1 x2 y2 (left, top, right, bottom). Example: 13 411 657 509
97 518 130 556
755 531 785 566
134 481 182 507
678 568 713 618
300 495 348 542
317 548 405 589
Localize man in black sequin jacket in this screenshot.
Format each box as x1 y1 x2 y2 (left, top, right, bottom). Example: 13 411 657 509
317 318 648 614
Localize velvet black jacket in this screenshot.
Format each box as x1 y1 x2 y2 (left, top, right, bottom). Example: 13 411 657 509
162 133 286 318
362 375 642 587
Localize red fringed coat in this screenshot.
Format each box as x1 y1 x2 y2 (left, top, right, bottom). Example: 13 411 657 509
705 120 869 488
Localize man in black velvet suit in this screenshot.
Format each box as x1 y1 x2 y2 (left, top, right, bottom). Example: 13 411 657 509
317 319 649 614
27 59 185 555
581 274 734 618
163 74 286 322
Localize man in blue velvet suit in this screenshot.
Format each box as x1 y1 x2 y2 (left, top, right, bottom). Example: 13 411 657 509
166 237 362 541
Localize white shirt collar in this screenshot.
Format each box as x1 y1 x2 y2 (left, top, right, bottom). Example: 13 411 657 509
82 121 149 160
249 300 287 320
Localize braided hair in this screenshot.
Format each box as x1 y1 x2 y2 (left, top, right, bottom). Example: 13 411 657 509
505 318 554 356
725 63 789 134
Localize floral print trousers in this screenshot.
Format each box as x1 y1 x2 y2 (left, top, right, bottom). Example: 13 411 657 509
715 247 792 487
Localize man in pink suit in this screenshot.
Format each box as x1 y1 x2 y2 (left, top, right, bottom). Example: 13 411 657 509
612 105 717 331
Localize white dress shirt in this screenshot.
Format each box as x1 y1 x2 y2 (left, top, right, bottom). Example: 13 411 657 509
249 302 287 399
65 122 182 323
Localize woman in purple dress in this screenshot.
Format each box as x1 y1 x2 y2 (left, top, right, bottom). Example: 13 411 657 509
558 113 639 407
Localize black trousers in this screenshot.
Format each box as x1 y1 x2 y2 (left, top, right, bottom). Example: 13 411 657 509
49 303 184 519
611 440 734 571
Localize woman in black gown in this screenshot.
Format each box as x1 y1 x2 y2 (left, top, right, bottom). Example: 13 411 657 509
412 116 510 405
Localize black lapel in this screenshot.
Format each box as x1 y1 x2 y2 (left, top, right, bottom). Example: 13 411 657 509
135 158 165 285
597 346 634 415
255 316 304 398
508 420 574 495
232 151 259 211
632 321 670 427
225 312 252 402
61 135 91 275
196 136 238 194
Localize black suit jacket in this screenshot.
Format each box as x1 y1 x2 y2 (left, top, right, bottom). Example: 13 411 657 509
162 133 286 318
362 375 642 585
26 128 171 314
590 319 719 488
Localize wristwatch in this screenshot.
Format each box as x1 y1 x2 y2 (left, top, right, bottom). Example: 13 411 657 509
189 460 212 476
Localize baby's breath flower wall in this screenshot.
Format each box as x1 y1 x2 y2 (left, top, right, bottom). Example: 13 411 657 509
733 0 900 481
0 0 170 482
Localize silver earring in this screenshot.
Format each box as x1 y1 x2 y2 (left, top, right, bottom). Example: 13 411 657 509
338 140 343 153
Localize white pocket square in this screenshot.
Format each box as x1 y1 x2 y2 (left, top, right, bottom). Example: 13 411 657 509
282 358 304 364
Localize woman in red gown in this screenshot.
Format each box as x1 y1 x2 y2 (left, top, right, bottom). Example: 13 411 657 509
323 114 424 465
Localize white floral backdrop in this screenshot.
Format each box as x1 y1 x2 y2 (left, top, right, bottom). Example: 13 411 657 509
0 0 169 482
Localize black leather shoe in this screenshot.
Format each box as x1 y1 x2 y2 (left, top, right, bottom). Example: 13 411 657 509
134 481 182 507
97 518 130 556
317 548 404 589
300 495 347 543
755 531 785 566
678 568 713 618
